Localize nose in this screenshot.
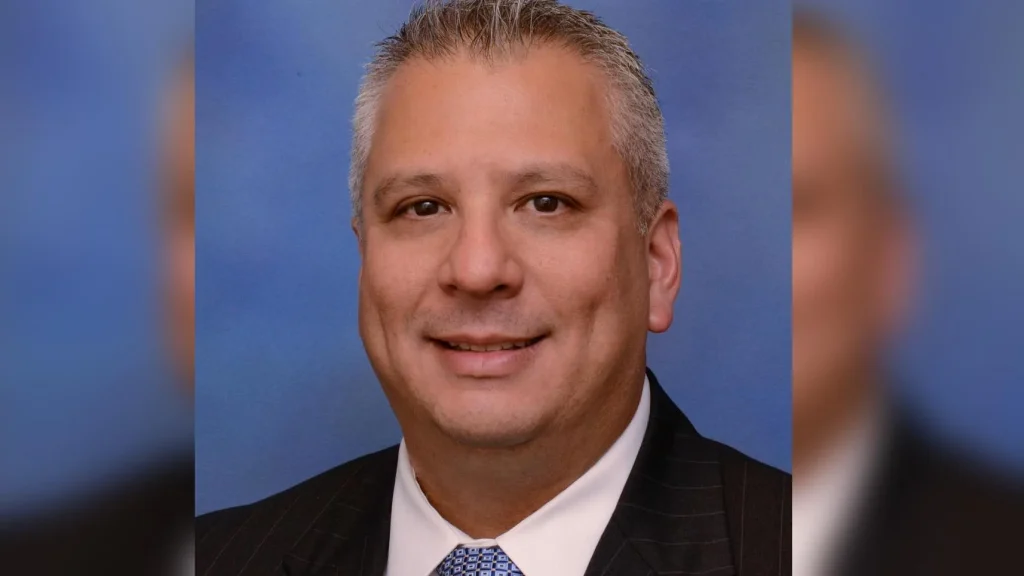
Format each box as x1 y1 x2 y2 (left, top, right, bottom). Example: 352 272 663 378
437 209 524 299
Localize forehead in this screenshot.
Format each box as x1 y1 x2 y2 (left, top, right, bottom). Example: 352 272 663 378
365 45 616 181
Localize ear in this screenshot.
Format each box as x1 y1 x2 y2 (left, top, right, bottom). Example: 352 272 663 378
647 200 682 333
351 217 364 255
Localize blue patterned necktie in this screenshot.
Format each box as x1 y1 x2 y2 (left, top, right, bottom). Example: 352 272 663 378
435 545 524 576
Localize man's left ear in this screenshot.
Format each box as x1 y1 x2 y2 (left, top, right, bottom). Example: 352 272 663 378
646 200 681 333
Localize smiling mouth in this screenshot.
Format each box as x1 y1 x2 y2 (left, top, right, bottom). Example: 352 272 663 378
432 335 546 352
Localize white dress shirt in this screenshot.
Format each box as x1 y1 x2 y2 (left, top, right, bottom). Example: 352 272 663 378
793 403 884 576
386 376 651 576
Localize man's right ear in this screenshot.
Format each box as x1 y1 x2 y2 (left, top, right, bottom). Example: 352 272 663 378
351 217 364 254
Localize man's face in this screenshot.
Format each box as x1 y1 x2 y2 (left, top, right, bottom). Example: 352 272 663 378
163 67 195 389
357 46 675 448
792 45 908 417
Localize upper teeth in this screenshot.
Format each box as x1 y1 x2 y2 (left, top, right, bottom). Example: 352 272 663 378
447 341 531 352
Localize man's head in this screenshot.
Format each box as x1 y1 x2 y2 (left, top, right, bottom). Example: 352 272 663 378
351 0 680 449
161 54 195 390
792 9 914 455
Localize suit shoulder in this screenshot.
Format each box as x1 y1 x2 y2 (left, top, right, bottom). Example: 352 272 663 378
196 445 398 546
709 439 791 514
701 439 791 574
709 439 791 484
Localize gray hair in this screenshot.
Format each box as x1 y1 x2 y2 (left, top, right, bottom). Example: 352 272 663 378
349 0 669 234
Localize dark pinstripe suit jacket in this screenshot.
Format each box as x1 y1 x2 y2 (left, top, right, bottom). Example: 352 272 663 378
197 371 791 575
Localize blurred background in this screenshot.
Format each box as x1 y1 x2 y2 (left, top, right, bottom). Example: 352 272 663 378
3 1 196 574
801 0 1024 471
195 0 792 515
792 1 1023 574
2 0 194 519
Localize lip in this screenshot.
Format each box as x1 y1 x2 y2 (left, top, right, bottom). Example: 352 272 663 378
431 333 545 350
428 334 547 378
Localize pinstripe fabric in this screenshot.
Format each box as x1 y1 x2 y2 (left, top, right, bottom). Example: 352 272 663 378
196 370 791 575
582 372 790 576
197 449 396 575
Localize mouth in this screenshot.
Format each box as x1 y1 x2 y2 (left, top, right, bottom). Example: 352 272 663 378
427 333 548 377
430 335 546 352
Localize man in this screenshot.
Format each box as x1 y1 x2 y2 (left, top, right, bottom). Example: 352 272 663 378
792 9 1022 576
198 2 789 575
1 53 195 576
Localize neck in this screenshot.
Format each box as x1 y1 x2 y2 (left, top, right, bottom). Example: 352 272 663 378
793 366 880 482
405 374 644 539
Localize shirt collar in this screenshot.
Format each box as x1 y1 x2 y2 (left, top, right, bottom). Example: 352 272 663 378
387 376 651 576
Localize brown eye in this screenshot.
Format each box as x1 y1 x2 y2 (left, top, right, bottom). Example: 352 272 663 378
410 200 441 217
530 195 561 213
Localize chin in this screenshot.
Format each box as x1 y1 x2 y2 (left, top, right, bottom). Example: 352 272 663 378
431 403 548 449
439 425 539 449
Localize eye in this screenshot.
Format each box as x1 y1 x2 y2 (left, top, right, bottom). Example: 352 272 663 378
400 199 446 218
527 195 563 213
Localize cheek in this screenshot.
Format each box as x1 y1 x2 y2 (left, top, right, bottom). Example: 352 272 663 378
359 239 437 330
359 242 428 388
524 228 640 337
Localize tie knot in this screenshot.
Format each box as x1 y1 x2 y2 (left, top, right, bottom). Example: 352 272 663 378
436 545 524 576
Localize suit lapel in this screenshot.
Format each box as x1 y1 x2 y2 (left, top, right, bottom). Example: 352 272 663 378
584 517 660 576
585 369 737 576
279 450 396 576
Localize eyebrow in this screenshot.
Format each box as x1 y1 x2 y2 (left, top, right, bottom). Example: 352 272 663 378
372 173 449 208
508 163 599 194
